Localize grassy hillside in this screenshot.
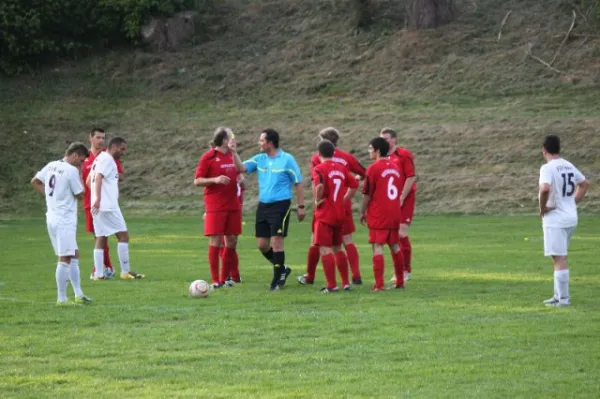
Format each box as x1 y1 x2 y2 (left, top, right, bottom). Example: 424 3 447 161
1 0 599 216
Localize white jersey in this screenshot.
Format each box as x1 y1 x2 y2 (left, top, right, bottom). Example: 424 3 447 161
35 160 83 225
539 158 586 228
90 152 120 211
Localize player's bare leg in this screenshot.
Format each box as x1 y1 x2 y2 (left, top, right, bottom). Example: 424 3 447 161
343 234 362 284
332 244 350 290
319 246 338 293
300 233 319 285
115 231 145 280
371 243 386 291
545 255 570 307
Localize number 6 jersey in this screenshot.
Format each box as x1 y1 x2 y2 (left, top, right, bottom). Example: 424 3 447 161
539 158 586 228
35 160 84 225
362 159 404 230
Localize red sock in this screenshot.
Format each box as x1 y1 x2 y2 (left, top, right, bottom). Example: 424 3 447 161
392 250 405 288
372 255 385 289
208 245 221 284
103 241 113 269
334 251 350 287
306 245 320 282
321 253 338 290
219 246 226 260
227 247 240 281
401 237 412 273
221 247 237 283
345 243 361 280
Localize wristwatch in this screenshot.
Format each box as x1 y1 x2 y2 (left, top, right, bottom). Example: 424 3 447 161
297 205 305 209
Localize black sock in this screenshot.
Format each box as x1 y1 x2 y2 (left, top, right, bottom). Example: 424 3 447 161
271 251 285 286
261 247 274 264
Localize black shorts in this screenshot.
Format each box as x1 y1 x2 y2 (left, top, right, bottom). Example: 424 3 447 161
255 200 292 238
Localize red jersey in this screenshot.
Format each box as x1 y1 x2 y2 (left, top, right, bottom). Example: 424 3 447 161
82 149 124 209
311 148 365 213
389 147 416 193
195 149 240 212
362 158 404 230
312 161 359 226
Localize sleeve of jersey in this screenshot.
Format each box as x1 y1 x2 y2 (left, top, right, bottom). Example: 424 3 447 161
287 156 303 184
70 168 84 196
96 156 112 177
346 170 359 189
311 170 323 187
310 154 320 173
403 155 415 178
573 167 586 184
361 175 371 195
349 155 366 177
539 165 552 186
194 155 209 179
243 155 258 174
34 165 47 183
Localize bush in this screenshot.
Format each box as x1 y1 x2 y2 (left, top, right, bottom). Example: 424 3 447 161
0 0 198 75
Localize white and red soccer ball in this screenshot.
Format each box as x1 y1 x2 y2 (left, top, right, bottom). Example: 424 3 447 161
189 280 210 298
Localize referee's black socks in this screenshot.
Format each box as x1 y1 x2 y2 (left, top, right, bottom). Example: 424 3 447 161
261 248 274 263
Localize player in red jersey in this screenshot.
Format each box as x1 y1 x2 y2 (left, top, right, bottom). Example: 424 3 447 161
360 137 406 291
380 127 416 282
194 127 242 289
299 127 366 286
311 140 359 293
81 128 124 279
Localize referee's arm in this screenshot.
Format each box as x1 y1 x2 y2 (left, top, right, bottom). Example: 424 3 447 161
287 156 306 221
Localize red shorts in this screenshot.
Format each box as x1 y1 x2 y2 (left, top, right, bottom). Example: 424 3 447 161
204 211 242 236
369 229 400 246
84 208 94 233
314 220 343 247
401 191 415 225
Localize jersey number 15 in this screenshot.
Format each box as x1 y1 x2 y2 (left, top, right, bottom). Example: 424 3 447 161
561 173 575 197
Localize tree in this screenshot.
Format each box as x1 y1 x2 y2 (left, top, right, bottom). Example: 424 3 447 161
405 0 454 29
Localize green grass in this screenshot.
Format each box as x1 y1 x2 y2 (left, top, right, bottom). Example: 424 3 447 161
1 214 600 398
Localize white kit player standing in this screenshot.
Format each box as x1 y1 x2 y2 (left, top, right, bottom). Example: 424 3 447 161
538 135 590 307
31 142 93 306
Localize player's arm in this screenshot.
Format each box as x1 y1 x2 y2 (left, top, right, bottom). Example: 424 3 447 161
574 179 590 204
400 156 416 204
30 177 45 196
349 154 367 181
538 165 553 216
287 156 306 221
360 176 371 224
312 170 324 207
193 157 230 186
344 170 359 202
92 172 104 211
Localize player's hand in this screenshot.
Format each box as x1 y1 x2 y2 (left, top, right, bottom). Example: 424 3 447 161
314 199 324 208
214 175 231 185
360 214 367 225
236 174 245 184
539 206 555 218
228 140 238 153
91 199 100 215
297 207 306 222
202 212 206 221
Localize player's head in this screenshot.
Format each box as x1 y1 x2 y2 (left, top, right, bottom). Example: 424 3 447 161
259 128 280 152
379 127 397 149
368 137 389 160
108 137 128 159
317 140 335 161
89 128 105 151
318 127 340 147
211 126 233 149
543 135 560 156
64 142 90 166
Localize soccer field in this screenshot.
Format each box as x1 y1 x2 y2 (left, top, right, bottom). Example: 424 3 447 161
1 214 599 398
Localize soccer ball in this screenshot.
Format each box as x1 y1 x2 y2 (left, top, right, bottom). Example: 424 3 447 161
189 280 210 298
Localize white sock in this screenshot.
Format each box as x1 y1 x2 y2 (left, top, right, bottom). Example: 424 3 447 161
69 259 84 297
553 274 559 300
555 269 570 304
94 249 104 278
55 262 70 302
117 242 130 273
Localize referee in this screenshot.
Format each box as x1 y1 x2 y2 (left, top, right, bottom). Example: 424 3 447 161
231 128 306 291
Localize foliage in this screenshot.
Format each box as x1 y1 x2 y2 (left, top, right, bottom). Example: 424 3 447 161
0 0 197 74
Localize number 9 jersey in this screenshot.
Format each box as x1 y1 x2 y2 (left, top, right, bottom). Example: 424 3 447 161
35 160 84 225
362 159 405 230
539 158 586 228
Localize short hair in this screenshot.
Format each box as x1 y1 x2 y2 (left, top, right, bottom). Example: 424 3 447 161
90 128 105 137
370 137 389 157
317 140 335 158
262 128 280 148
211 126 232 147
65 142 90 158
543 135 560 154
318 127 340 146
108 137 127 148
380 127 397 138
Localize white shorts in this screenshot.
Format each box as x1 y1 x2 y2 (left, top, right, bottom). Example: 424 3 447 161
543 226 575 257
47 221 78 257
93 209 127 237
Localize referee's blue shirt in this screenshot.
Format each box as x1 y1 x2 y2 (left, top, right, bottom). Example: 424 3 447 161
244 149 303 204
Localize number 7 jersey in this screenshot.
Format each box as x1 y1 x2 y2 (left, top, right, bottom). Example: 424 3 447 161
539 158 586 228
362 158 405 230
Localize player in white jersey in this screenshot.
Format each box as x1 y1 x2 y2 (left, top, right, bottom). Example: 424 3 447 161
88 137 145 280
538 135 590 307
31 142 93 306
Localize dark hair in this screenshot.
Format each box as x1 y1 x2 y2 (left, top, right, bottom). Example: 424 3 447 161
319 127 340 146
108 137 127 148
543 135 560 154
90 128 105 137
370 137 389 157
380 127 397 138
65 142 90 158
318 140 335 158
262 128 280 148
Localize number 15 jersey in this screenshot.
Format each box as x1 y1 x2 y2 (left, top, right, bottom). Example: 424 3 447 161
362 159 404 230
539 158 586 228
